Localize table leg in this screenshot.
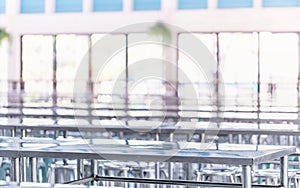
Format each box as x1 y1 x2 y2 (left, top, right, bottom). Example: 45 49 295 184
155 162 160 188
169 133 174 182
280 155 288 187
242 165 251 188
11 158 20 183
22 157 26 182
91 159 98 185
11 127 16 137
77 159 84 180
29 157 37 182
155 132 160 188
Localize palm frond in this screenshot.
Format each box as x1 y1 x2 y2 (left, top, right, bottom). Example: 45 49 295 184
149 22 171 43
0 28 10 46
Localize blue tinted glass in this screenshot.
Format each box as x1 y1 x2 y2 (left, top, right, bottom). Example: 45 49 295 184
0 0 5 13
134 0 161 10
20 0 45 13
178 0 207 9
218 0 253 8
55 0 82 12
93 0 123 11
263 0 299 7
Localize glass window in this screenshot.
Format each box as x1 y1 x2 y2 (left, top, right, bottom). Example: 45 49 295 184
133 0 161 10
178 0 207 9
259 33 298 108
22 35 54 96
219 33 258 107
178 33 217 108
56 35 89 99
93 0 123 12
0 0 5 13
218 0 253 8
55 0 82 12
127 33 166 109
91 34 126 103
0 38 8 97
20 0 45 13
263 0 300 7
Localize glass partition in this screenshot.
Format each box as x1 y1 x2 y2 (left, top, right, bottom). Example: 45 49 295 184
219 33 258 108
128 33 165 108
22 35 54 101
178 33 217 107
259 32 298 108
91 34 126 104
56 34 89 102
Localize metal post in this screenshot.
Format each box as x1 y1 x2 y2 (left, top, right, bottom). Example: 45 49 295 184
169 132 174 181
91 159 98 185
29 157 37 182
11 127 16 137
77 159 84 180
155 162 160 188
12 158 20 183
257 32 261 129
11 158 16 182
241 165 252 188
280 156 288 187
21 129 26 138
155 132 160 188
22 157 26 182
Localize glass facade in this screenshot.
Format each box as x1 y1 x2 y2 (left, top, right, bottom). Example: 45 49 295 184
218 0 253 8
133 0 161 10
93 0 123 12
0 0 5 13
20 0 45 13
263 0 300 7
55 0 83 13
178 0 207 9
22 35 53 95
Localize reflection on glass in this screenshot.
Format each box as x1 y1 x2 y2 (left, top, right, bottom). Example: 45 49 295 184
22 35 53 97
219 33 258 107
260 33 298 107
56 34 89 99
128 33 165 107
178 33 217 107
91 34 126 103
0 39 8 103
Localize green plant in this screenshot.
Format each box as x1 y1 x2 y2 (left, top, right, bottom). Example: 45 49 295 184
149 22 172 43
0 28 10 46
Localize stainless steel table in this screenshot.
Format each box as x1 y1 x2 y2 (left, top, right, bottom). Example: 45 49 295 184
0 137 296 188
2 122 300 139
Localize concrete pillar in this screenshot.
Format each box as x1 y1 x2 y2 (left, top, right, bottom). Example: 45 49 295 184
254 0 263 8
45 0 55 13
208 0 218 9
123 0 133 11
83 0 93 13
6 0 20 15
161 0 177 12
